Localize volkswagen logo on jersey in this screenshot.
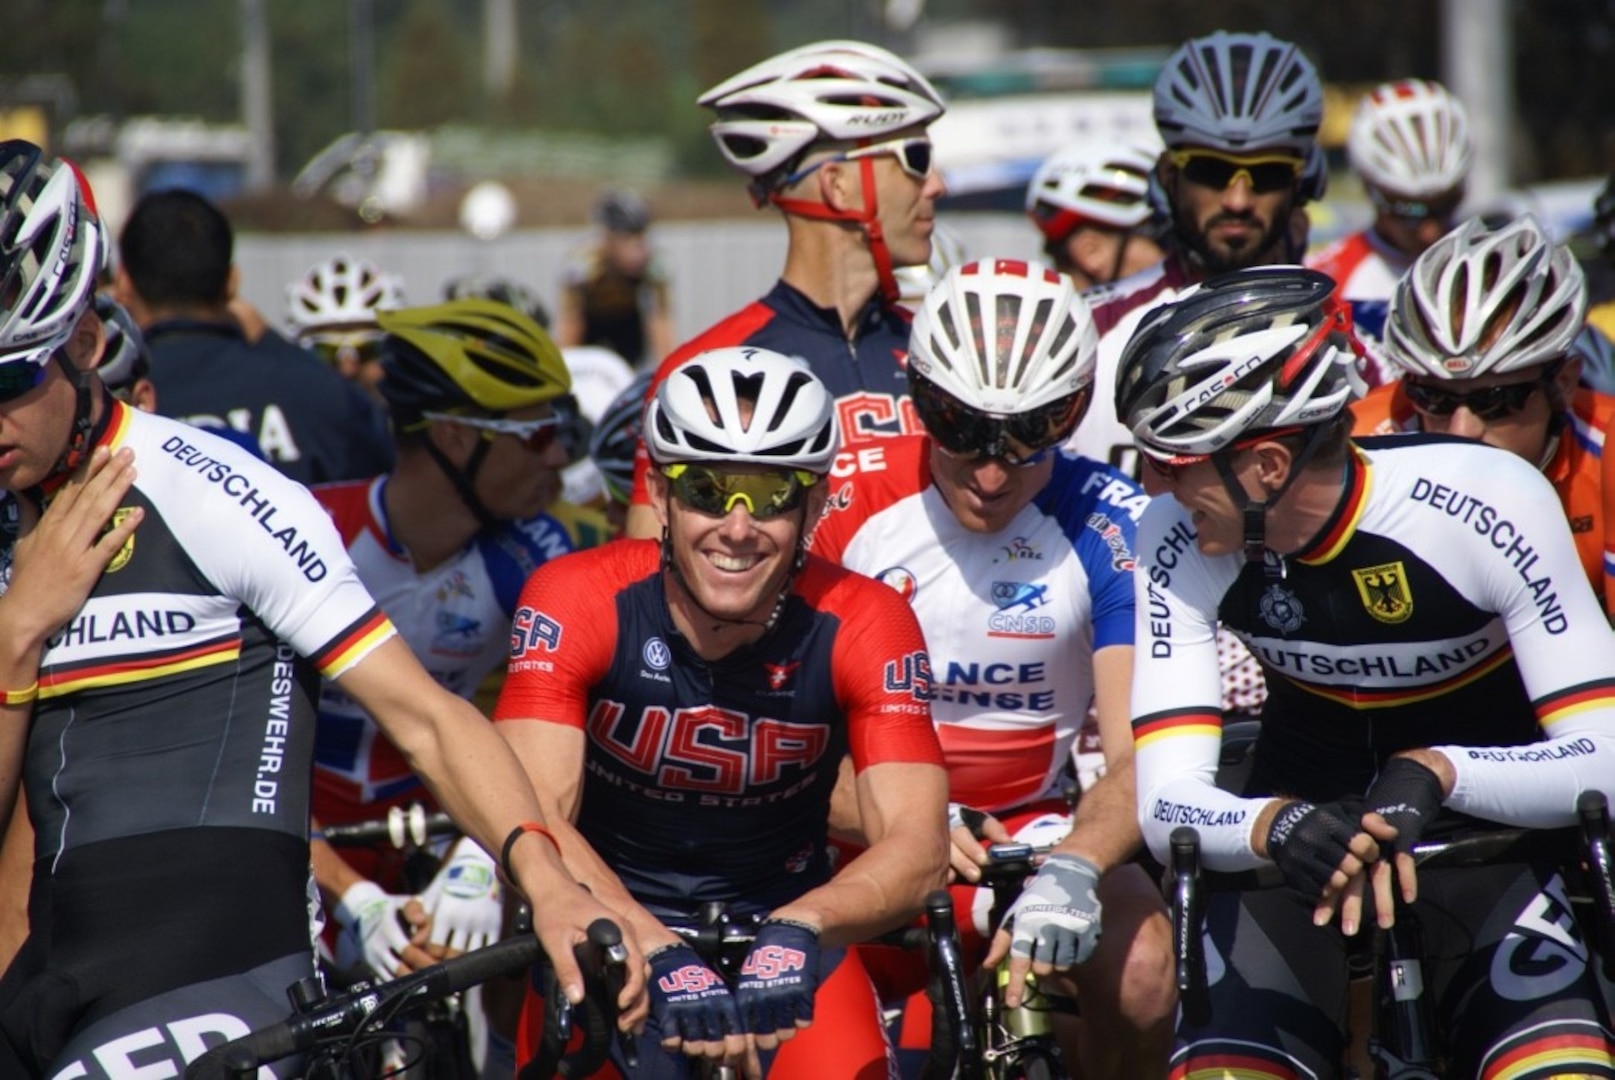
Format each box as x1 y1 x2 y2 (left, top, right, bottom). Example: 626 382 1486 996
875 566 918 601
1259 583 1305 634
643 637 671 671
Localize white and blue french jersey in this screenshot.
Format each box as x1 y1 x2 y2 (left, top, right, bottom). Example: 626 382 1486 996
809 435 1146 812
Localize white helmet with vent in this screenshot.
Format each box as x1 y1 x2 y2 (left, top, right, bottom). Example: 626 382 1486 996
909 259 1097 415
286 253 406 336
1153 31 1323 156
698 40 946 183
1025 143 1159 241
1384 214 1586 380
0 141 103 367
644 347 839 473
1348 79 1473 198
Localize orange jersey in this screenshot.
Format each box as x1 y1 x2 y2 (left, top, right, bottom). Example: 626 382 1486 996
1352 383 1614 608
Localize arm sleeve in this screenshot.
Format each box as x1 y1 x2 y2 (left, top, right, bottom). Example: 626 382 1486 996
493 551 618 728
827 575 946 772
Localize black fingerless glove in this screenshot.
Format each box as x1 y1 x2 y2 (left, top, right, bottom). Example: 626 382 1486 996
1266 797 1367 901
1364 757 1445 855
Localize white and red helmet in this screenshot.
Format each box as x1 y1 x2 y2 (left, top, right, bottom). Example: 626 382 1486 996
1348 79 1473 198
0 140 103 368
1025 143 1159 243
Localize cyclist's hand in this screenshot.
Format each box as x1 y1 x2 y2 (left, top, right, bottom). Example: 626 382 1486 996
986 853 1103 1002
948 803 1010 883
647 942 744 1062
420 839 502 956
734 919 821 1049
334 880 418 981
1265 798 1378 907
1361 756 1446 912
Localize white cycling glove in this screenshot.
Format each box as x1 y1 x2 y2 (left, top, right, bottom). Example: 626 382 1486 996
334 880 415 982
420 839 503 954
1002 853 1104 969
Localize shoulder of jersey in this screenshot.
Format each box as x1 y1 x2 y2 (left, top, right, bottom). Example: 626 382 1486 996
309 478 378 542
1082 260 1178 335
817 434 931 537
655 300 778 379
1305 230 1372 277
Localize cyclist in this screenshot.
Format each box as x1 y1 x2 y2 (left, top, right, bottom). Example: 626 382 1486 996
1351 214 1614 614
1309 79 1474 385
0 140 643 1079
624 39 948 540
443 272 552 330
112 189 394 487
1119 265 1615 1079
556 189 675 368
1025 142 1166 291
285 252 407 396
809 259 1172 1077
308 299 578 982
496 347 949 1076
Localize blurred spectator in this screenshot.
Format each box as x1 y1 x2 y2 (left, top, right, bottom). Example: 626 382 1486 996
113 189 393 486
554 189 673 367
286 253 406 397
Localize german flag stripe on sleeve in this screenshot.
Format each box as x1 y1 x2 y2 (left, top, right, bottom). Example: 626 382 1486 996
40 635 243 698
310 608 395 678
1535 677 1615 729
1133 708 1222 750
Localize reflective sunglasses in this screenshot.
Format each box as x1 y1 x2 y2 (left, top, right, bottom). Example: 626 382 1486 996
910 372 1087 467
0 358 51 405
1168 148 1303 194
1402 373 1550 421
782 137 934 187
1368 186 1464 224
420 410 564 453
306 330 386 368
661 463 819 520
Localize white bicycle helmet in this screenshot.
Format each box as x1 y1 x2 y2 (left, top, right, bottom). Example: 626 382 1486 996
699 40 946 184
1025 143 1159 243
1384 214 1586 380
909 259 1098 415
1153 31 1323 156
0 140 103 367
1348 80 1473 199
286 252 406 336
644 346 839 473
93 294 150 391
1116 267 1362 459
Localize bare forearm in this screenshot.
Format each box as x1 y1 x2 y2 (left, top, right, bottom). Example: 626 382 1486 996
1056 759 1145 874
772 826 947 947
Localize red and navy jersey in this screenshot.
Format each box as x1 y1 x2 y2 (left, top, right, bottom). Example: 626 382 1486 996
494 540 942 918
630 280 920 504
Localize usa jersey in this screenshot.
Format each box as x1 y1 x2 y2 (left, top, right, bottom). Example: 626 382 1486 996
1307 228 1410 387
311 477 575 814
494 540 943 916
1133 437 1615 869
809 436 1144 812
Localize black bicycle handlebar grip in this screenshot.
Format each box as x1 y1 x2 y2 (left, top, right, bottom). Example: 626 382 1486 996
184 1019 309 1079
921 889 985 1080
1577 789 1615 978
440 934 544 993
1168 826 1211 1028
554 919 621 1078
587 918 640 1071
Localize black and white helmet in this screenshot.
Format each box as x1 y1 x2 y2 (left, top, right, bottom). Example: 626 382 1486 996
0 140 103 367
909 259 1098 415
1025 143 1159 242
1116 267 1362 460
699 40 945 184
93 294 150 391
1348 80 1473 198
286 252 405 336
589 369 655 504
1153 32 1323 156
1384 214 1586 380
644 347 839 474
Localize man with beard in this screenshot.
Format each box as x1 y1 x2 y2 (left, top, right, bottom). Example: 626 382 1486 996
1067 30 1327 482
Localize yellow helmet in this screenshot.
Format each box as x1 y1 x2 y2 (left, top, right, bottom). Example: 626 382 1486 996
377 299 570 422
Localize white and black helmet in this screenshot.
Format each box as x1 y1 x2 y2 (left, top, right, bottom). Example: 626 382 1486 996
1153 31 1323 156
286 252 405 335
1384 214 1586 380
1116 267 1362 460
1025 143 1159 242
93 294 150 391
1348 80 1473 198
644 347 839 474
910 259 1098 414
0 140 103 367
699 40 945 185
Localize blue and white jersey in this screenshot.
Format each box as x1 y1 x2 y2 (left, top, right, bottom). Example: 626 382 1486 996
810 434 1146 812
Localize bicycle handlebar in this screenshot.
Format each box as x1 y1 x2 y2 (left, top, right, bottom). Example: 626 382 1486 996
319 804 459 850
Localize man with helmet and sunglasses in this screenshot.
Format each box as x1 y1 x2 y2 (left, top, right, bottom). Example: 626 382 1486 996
1120 265 1615 1078
1310 79 1475 387
809 260 1173 1077
285 251 407 398
1351 215 1615 619
1025 142 1167 293
0 141 643 1079
305 300 582 990
496 346 948 1077
623 39 948 541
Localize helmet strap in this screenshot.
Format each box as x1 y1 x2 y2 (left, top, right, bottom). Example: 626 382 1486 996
1211 425 1329 575
424 435 502 534
51 351 99 478
771 150 902 305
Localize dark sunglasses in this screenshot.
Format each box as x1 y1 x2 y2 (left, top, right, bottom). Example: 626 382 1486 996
1368 187 1463 224
0 358 51 405
909 371 1088 467
1169 148 1302 195
1140 425 1306 481
1402 374 1549 421
661 463 819 520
